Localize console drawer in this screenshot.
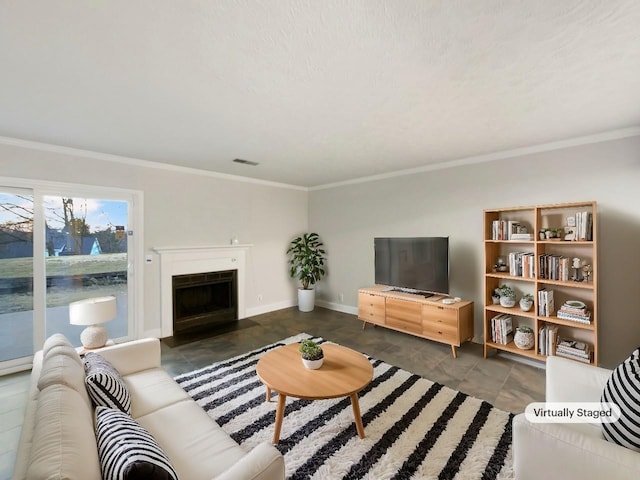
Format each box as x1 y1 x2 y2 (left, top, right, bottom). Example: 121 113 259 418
386 298 422 334
422 304 458 327
422 322 458 344
358 292 385 325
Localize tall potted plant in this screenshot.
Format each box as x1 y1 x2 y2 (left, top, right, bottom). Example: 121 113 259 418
287 232 326 312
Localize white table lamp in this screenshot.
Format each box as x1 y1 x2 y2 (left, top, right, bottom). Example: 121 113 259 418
69 296 117 349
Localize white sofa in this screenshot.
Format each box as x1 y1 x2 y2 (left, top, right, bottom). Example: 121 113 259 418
513 355 640 480
13 335 285 480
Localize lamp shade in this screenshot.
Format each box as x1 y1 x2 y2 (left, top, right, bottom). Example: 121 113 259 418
69 296 117 326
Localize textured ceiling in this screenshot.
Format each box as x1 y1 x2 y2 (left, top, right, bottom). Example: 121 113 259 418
1 1 639 187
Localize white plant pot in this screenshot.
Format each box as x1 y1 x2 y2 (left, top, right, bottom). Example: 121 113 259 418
514 330 535 350
298 288 315 312
520 299 533 312
500 296 516 308
302 357 324 369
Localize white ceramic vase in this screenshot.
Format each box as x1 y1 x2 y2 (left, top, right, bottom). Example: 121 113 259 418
514 329 535 350
520 299 533 312
500 296 516 308
298 288 315 312
302 357 323 369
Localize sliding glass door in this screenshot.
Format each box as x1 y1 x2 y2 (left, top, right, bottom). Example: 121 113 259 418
0 181 141 373
42 195 130 343
0 189 34 363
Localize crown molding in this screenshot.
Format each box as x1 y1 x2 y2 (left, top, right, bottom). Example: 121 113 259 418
0 136 307 192
310 126 640 191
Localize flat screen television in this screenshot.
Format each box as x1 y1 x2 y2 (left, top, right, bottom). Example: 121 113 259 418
374 237 449 295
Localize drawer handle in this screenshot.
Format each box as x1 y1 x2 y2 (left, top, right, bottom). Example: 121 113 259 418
437 306 444 310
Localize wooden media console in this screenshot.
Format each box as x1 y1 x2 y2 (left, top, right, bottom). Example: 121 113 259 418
358 285 474 358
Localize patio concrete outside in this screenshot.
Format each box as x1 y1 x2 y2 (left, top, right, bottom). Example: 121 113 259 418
0 292 128 362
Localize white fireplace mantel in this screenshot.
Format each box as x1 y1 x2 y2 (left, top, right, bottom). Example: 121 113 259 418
153 244 252 337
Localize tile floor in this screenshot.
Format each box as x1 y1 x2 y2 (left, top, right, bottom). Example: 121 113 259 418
0 307 546 479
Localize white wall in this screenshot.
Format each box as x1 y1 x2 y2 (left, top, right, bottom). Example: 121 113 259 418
309 136 640 368
0 142 308 335
3 135 638 368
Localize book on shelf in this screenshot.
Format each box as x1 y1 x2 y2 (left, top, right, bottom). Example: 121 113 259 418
556 350 592 363
538 324 559 356
510 233 533 241
555 339 592 363
575 211 593 241
491 314 513 345
557 311 592 324
507 252 535 278
537 289 555 317
538 254 570 281
491 220 530 241
556 302 592 324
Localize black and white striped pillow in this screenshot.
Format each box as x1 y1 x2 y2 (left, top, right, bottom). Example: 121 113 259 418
84 352 131 415
601 346 640 451
95 406 178 480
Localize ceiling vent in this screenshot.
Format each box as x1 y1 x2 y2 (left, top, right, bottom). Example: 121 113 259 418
233 158 259 166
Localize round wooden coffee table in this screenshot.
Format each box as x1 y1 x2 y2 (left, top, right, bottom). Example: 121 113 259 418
256 342 373 444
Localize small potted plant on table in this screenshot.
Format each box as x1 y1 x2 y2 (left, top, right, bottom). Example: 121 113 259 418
299 339 324 369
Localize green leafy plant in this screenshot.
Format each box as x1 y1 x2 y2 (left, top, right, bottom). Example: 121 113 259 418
516 325 533 333
287 232 326 290
521 293 534 302
496 284 515 299
299 339 324 361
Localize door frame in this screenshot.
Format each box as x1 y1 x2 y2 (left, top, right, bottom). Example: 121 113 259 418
0 176 144 375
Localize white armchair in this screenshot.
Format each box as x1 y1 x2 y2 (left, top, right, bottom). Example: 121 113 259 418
513 355 640 479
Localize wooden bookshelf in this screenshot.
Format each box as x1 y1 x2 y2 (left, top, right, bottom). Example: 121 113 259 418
483 201 598 365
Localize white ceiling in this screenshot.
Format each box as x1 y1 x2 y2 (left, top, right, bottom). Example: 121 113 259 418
1 1 639 187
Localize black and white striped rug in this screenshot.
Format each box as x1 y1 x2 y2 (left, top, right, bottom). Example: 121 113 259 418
174 334 514 480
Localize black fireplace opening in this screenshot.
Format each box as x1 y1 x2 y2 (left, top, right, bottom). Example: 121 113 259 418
172 270 238 335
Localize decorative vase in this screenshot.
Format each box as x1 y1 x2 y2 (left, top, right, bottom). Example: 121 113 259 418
519 299 533 312
302 357 323 369
514 329 535 350
500 296 516 308
298 288 315 312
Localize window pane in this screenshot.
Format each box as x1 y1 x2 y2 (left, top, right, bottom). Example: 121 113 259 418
43 196 128 346
0 192 34 362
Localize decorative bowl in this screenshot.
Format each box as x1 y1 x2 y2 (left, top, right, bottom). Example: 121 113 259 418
500 297 516 308
519 299 533 312
514 329 535 350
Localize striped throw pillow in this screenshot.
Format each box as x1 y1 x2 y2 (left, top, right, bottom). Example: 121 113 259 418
95 406 178 480
84 352 131 415
601 346 640 451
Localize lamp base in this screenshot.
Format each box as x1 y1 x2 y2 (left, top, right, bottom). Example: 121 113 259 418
80 324 109 349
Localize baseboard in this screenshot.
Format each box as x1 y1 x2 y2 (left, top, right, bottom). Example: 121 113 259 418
245 299 297 318
141 328 162 339
498 351 546 369
315 300 358 315
0 357 33 376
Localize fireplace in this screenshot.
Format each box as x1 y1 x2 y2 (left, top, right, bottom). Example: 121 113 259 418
172 270 237 334
154 245 250 338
